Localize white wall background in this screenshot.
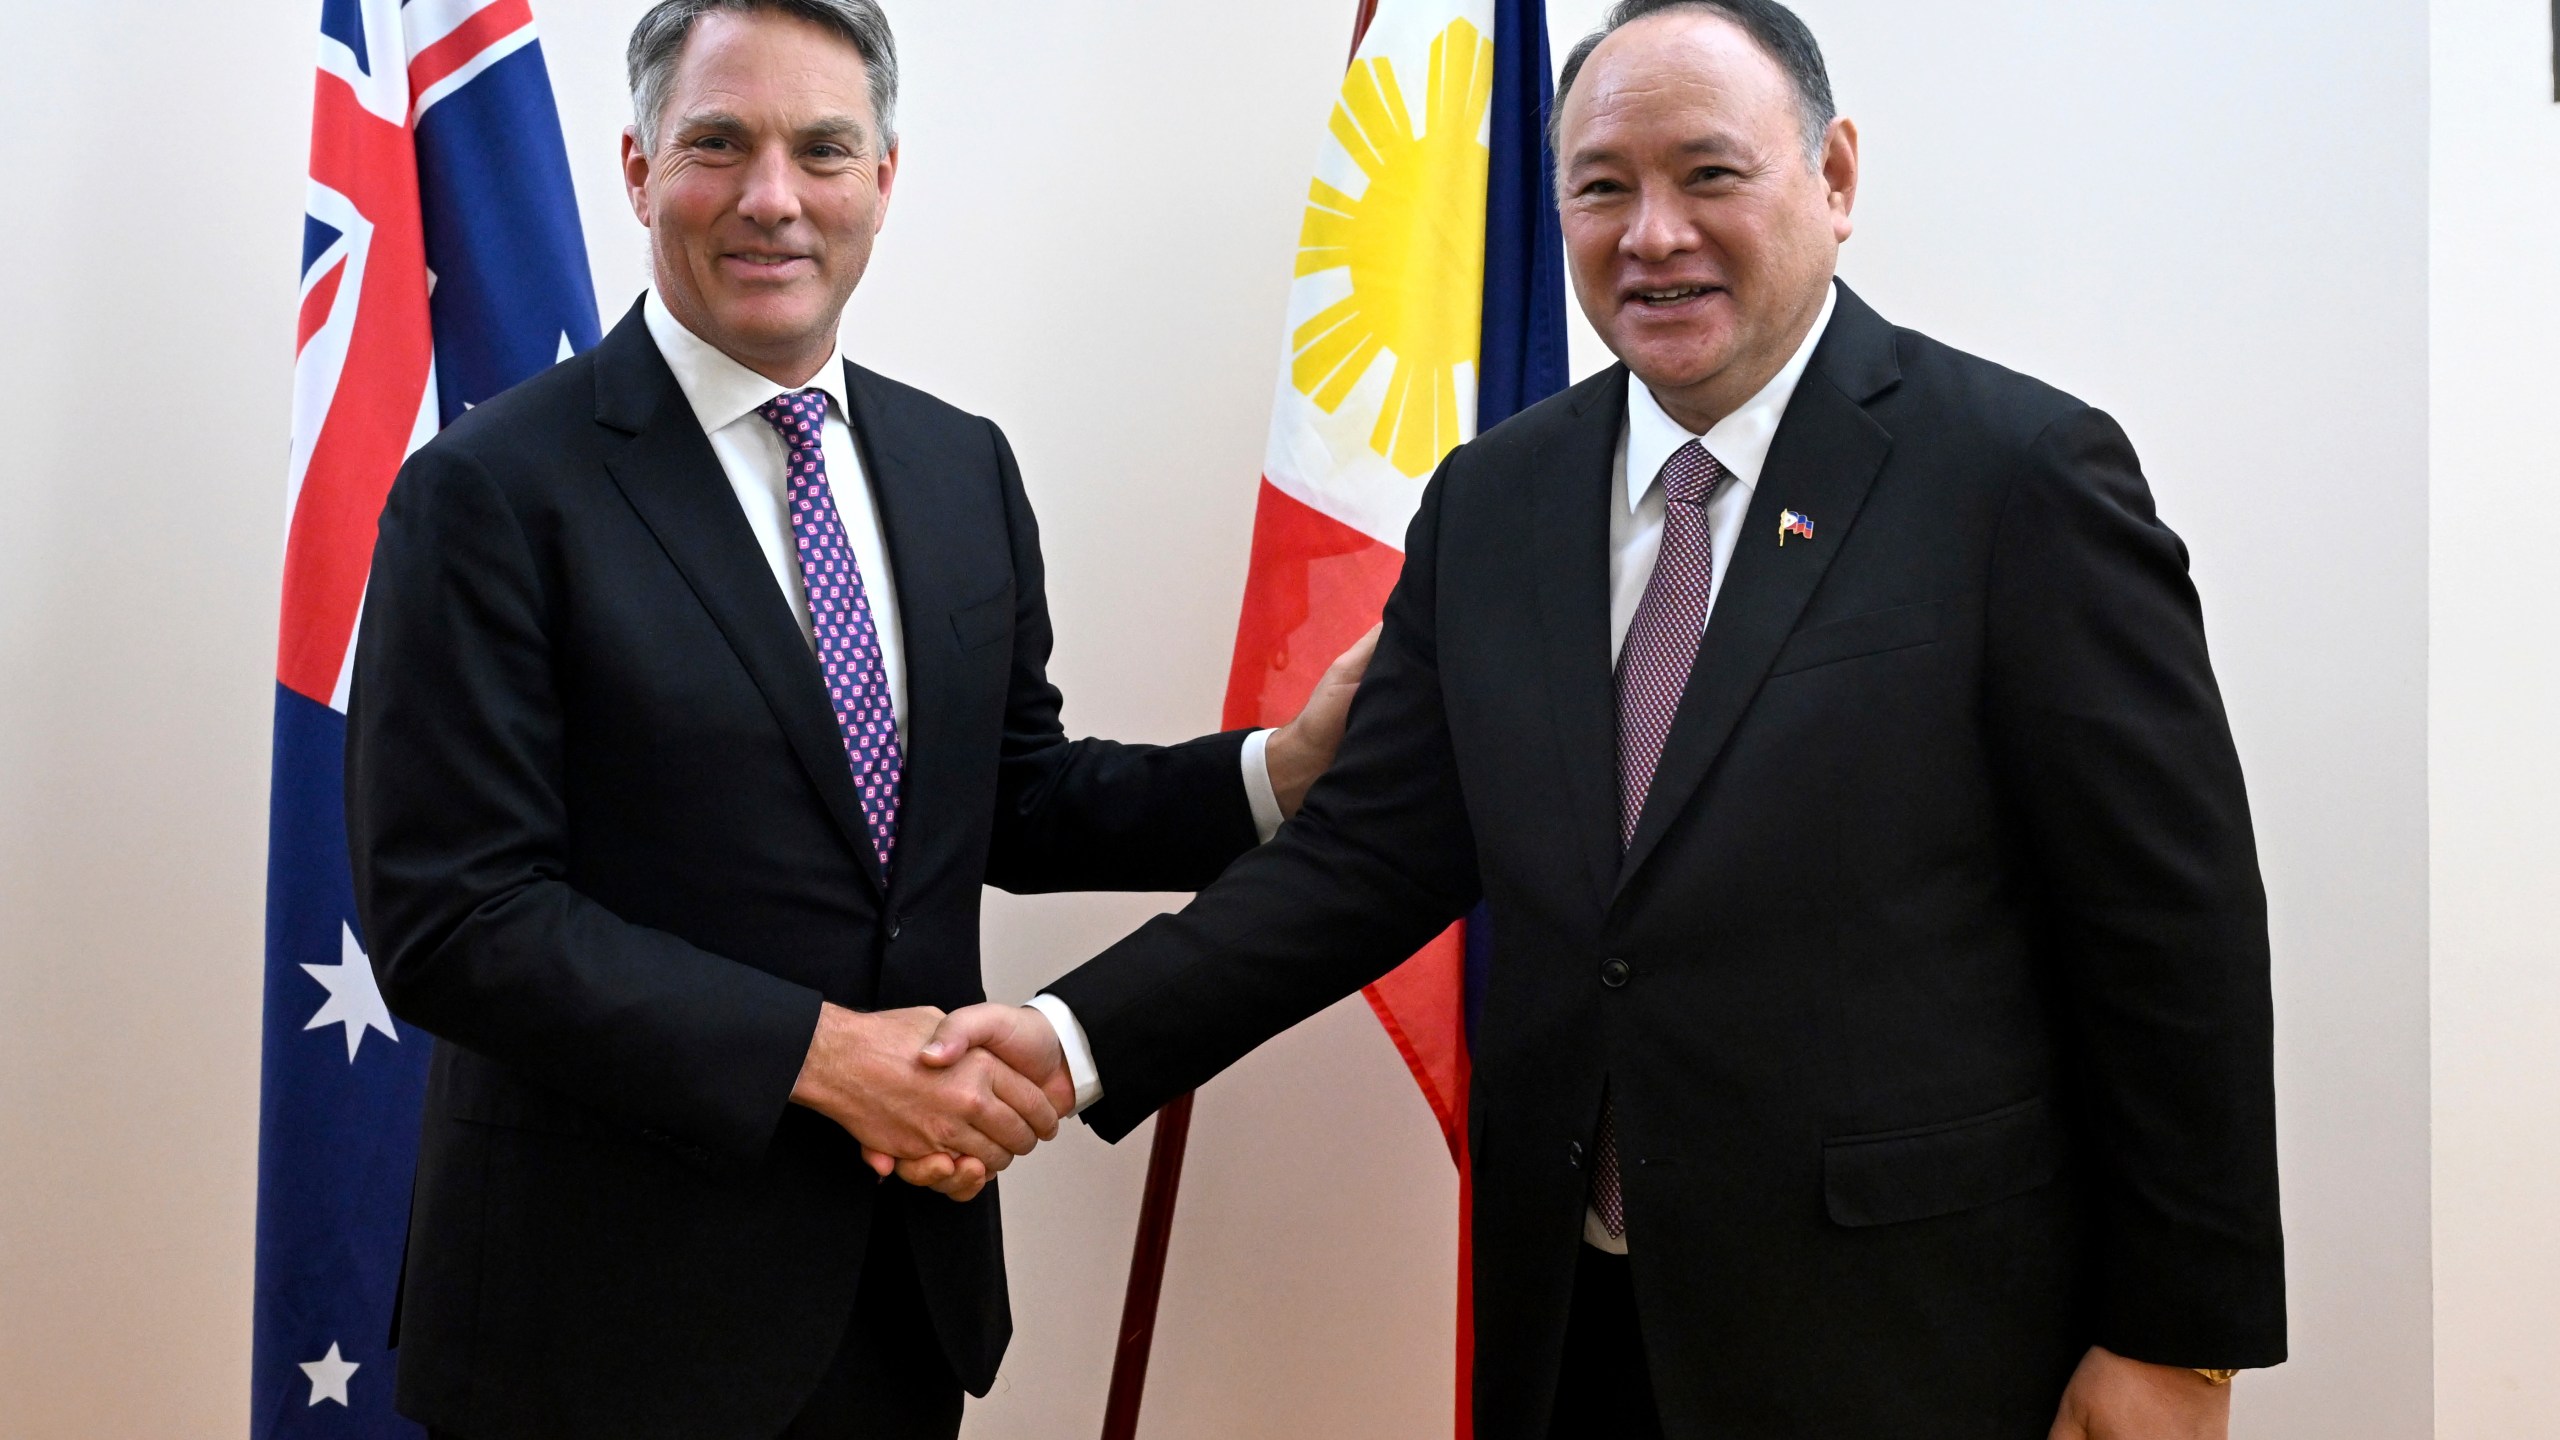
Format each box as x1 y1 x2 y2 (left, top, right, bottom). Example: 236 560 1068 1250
2430 1 2560 1433
3 0 2542 1436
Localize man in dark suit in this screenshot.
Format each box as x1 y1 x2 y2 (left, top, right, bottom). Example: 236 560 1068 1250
345 2 1366 1437
913 3 2286 1436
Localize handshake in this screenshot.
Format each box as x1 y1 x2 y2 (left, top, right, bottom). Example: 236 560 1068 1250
789 999 1073 1203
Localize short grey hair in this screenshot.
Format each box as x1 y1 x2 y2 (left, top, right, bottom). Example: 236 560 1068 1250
627 0 900 155
1551 0 1836 168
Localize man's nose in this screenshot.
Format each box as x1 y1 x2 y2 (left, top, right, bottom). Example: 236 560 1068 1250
1620 186 1695 263
735 144 803 228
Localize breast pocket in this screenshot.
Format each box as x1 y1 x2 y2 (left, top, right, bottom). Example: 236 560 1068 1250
1769 600 1943 678
1823 1094 2060 1227
950 586 1013 652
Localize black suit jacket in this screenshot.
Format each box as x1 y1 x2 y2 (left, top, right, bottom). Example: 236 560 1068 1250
347 300 1258 1440
1047 283 2286 1439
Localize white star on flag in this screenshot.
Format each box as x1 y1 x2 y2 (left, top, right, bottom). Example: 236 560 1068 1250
300 1341 360 1407
302 923 399 1061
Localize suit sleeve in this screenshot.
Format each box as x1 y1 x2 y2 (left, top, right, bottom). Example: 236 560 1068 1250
979 418 1262 893
347 445 821 1171
1983 406 2287 1367
1048 460 1483 1142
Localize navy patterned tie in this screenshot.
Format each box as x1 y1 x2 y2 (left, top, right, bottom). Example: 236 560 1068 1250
757 390 903 871
1594 439 1729 1240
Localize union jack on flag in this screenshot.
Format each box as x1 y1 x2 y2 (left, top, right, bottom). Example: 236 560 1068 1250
256 0 597 1433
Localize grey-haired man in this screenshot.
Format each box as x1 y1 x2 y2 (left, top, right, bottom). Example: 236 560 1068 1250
346 3 1366 1436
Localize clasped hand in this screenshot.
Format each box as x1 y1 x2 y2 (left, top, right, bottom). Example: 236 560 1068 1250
791 1001 1070 1203
796 627 1378 1201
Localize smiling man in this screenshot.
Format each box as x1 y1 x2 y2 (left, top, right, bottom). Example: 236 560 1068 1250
915 1 2289 1436
342 2 1368 1437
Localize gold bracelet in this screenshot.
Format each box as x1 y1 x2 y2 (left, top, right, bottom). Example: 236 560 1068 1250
2194 1369 2240 1387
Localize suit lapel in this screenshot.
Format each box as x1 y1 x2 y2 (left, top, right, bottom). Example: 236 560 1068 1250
589 302 887 896
1532 369 1634 916
840 361 971 904
1615 285 1901 897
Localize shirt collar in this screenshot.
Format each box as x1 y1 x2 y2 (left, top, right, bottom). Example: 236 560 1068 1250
642 288 852 434
1623 281 1838 514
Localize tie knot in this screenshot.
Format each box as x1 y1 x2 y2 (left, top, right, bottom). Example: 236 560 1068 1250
1659 440 1725 507
756 390 829 451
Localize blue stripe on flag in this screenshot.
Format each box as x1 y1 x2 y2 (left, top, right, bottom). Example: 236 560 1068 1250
253 685 428 1438
318 0 370 76
302 216 345 280
1468 0 1570 1046
414 41 603 422
1477 0 1569 435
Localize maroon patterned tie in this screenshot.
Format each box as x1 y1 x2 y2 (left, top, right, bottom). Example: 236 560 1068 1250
1593 439 1728 1240
757 390 903 871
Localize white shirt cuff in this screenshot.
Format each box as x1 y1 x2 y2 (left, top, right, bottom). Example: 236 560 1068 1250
1240 727 1284 843
1022 994 1103 1115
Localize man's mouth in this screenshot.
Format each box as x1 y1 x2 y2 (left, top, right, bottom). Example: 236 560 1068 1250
1628 284 1720 309
725 252 812 273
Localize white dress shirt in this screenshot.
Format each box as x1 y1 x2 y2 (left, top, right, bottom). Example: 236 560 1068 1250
643 292 913 744
1578 286 1838 1253
641 291 1282 861
1035 289 1842 1228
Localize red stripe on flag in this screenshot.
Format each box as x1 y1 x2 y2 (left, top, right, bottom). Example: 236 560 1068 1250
295 257 347 355
1364 928 1471 1162
280 72 433 703
1221 480 1405 729
409 0 534 100
1223 480 1476 1429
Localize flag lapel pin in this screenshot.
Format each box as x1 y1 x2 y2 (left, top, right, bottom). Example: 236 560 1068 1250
1779 510 1817 546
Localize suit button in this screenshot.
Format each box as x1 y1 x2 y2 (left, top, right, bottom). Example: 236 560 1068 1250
1566 1140 1586 1170
1600 958 1631 988
886 914 903 941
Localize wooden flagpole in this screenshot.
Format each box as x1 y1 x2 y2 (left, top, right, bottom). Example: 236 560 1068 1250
1092 10 1384 1436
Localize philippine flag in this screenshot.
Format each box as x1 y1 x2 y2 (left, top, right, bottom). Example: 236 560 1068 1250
1118 2 1567 1435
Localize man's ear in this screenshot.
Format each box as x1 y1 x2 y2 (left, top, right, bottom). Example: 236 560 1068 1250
621 127 655 227
1823 117 1859 244
872 140 900 230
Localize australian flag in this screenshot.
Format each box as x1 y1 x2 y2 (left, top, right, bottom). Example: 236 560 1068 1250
255 1 598 1433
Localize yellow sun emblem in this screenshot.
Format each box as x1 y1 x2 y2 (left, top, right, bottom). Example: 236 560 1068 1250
1290 18 1494 479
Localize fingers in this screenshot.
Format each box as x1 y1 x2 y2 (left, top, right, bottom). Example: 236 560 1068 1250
1035 1062 1077 1118
949 1053 1045 1156
1328 623 1382 683
934 1158 991 1202
862 1145 897 1178
895 1152 957 1187
918 1002 1023 1068
891 1153 991 1202
983 1055 1063 1142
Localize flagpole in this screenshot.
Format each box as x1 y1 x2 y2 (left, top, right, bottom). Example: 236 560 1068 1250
1095 1092 1193 1440
1093 6 1386 1437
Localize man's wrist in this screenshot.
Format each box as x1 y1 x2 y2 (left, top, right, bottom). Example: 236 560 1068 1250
790 1000 857 1113
1239 728 1284 842
1021 994 1103 1114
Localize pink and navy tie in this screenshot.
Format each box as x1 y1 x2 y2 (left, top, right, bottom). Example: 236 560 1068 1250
1593 439 1729 1241
757 390 903 872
